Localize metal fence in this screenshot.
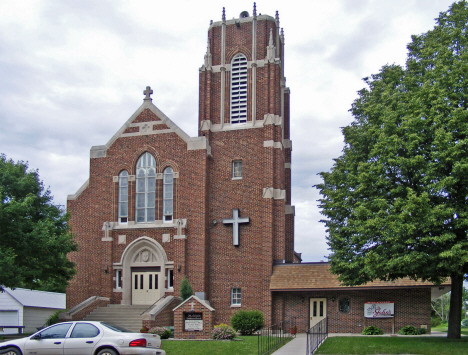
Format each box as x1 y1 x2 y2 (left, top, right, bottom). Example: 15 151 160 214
257 318 296 355
306 318 328 355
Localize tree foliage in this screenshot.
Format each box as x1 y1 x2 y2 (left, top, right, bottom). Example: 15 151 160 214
317 1 468 339
0 154 77 292
179 276 193 301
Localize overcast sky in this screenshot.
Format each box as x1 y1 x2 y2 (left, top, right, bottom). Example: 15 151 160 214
0 0 456 262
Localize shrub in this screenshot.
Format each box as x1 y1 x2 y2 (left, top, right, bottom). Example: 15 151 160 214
46 309 63 326
211 324 236 340
149 326 172 339
461 319 468 328
398 325 419 335
362 326 383 335
231 310 264 335
180 277 193 301
418 328 427 334
431 317 442 328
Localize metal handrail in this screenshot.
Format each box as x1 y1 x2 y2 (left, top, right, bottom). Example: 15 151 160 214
258 318 296 355
140 295 166 316
306 318 328 355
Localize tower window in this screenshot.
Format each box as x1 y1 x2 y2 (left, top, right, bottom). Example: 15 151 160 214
230 53 248 125
232 161 242 179
136 152 156 223
118 170 128 223
163 167 174 222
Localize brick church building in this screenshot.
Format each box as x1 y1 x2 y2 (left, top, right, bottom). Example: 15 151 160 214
66 6 448 334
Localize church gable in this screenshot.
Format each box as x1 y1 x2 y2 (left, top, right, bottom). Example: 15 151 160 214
89 89 211 159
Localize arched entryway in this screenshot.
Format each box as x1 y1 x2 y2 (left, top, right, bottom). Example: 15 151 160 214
114 237 170 305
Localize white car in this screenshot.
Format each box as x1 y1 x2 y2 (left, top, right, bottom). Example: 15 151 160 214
0 321 166 355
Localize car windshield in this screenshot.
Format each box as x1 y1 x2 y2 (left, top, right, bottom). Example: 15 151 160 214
100 322 132 333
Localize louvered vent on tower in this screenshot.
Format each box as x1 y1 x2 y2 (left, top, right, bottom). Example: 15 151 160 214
230 54 248 124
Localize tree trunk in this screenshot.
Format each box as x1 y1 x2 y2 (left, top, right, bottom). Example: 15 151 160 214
447 273 463 339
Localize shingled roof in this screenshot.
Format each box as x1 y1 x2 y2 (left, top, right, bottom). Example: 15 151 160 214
270 262 451 292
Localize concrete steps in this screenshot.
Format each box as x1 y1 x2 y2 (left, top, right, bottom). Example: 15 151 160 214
84 304 150 332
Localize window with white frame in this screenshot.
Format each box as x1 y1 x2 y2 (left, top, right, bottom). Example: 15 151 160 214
232 160 242 179
118 170 128 223
230 53 248 125
163 167 173 222
231 287 241 306
116 270 122 289
136 152 156 223
167 269 174 289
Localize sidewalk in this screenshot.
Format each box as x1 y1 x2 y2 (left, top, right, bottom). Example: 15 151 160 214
271 333 307 355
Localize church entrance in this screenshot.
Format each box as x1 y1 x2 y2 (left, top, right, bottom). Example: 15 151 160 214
309 298 327 328
131 268 162 305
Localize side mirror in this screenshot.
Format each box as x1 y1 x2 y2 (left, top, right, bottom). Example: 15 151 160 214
32 334 41 340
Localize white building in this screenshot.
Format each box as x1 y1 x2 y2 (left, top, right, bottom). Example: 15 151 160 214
0 287 66 334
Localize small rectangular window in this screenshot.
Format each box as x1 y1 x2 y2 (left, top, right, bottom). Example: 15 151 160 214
232 161 242 179
155 274 159 289
149 274 153 290
140 274 144 289
168 269 174 288
116 270 122 289
231 287 241 305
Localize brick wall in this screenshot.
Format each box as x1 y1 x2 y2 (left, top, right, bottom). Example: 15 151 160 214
173 299 214 339
273 288 432 334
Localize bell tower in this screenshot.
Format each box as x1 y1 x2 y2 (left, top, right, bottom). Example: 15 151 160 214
199 5 294 325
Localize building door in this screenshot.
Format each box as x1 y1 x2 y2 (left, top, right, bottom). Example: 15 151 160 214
0 310 19 335
309 298 327 328
132 271 162 305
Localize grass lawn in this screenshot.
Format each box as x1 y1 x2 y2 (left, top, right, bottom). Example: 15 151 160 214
315 336 468 355
162 336 258 355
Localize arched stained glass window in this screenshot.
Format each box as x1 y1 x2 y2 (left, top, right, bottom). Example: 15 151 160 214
163 167 173 222
136 152 156 223
118 170 128 223
230 53 248 124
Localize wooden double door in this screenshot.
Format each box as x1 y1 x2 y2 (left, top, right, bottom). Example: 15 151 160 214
132 268 162 305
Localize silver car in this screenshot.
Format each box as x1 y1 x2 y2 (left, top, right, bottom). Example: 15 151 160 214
0 321 166 355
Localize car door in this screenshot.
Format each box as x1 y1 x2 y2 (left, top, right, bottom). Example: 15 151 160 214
63 323 103 355
24 323 72 355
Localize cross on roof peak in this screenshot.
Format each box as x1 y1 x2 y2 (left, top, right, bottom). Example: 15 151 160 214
143 86 153 101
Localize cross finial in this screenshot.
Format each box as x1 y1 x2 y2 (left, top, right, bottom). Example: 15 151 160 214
143 86 153 101
253 2 257 17
189 300 196 312
222 7 226 22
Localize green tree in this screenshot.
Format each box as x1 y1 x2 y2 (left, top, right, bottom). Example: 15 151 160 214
179 276 193 301
317 1 468 339
0 154 77 292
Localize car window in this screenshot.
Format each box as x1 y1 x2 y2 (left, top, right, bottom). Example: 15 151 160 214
70 323 100 338
39 323 72 339
101 322 131 333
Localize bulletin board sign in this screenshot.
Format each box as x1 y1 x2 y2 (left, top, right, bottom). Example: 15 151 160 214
364 302 394 318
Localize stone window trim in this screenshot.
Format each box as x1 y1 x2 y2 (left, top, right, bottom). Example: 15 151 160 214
231 287 241 306
232 160 243 180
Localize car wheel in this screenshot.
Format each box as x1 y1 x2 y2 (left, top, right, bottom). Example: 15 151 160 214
0 348 21 355
96 349 118 355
